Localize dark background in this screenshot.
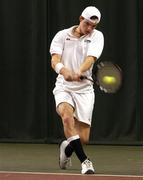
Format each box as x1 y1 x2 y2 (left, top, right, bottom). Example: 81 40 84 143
0 0 143 145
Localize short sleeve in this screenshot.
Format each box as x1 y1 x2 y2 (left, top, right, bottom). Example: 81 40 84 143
49 30 65 55
87 31 104 59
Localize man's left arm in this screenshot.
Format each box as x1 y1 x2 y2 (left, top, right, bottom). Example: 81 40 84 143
79 56 97 73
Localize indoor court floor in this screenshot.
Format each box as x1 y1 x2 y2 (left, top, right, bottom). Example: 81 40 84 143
0 143 143 179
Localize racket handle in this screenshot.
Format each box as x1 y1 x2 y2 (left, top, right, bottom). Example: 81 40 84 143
80 76 87 80
80 76 94 83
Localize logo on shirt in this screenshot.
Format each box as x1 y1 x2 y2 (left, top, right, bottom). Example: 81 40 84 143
84 39 91 43
66 38 71 40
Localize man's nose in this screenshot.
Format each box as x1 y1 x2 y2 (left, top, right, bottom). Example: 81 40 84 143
87 25 93 31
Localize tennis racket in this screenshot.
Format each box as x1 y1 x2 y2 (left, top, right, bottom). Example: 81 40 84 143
80 61 122 93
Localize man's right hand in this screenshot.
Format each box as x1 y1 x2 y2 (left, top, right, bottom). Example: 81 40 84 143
60 68 75 81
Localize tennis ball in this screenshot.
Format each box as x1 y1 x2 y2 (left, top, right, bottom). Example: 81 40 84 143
102 76 116 84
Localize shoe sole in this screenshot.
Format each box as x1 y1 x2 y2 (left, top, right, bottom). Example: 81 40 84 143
84 170 95 174
59 140 68 169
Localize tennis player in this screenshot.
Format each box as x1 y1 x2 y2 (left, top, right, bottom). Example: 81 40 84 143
49 6 104 174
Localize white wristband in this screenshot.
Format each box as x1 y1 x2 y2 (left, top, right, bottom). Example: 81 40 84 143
55 63 64 74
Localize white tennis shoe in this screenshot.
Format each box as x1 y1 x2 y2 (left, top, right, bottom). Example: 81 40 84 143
59 140 72 169
81 159 95 174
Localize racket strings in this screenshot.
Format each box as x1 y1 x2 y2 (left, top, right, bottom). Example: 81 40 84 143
95 61 122 93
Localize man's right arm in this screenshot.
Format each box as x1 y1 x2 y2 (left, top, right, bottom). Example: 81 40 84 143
51 54 74 81
51 54 61 71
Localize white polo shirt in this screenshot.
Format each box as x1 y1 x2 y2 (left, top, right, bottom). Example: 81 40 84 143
50 26 104 93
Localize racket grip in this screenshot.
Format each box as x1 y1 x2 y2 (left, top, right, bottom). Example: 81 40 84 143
80 76 87 80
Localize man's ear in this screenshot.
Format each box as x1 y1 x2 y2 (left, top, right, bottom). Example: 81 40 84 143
79 16 84 22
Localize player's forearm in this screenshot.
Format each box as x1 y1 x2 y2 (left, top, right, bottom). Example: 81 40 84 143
51 54 66 74
79 56 96 73
51 54 61 69
51 54 72 77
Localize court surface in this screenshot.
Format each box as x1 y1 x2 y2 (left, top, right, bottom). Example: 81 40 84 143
0 143 143 179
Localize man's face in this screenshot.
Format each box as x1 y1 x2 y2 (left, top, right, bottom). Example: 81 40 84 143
80 18 98 35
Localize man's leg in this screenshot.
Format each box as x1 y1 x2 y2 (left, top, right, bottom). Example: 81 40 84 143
58 103 95 174
65 120 95 174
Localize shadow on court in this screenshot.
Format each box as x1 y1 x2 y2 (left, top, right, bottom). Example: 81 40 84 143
0 143 143 176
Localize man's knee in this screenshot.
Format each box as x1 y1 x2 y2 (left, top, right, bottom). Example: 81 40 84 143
80 136 89 144
62 114 72 125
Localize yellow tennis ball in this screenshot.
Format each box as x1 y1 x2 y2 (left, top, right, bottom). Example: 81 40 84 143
102 76 116 84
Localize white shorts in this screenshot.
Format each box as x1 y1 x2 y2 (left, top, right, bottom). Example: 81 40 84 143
53 90 95 126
